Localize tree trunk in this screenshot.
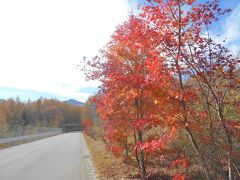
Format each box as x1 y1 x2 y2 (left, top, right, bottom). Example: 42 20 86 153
135 97 147 179
136 130 146 180
124 137 128 157
217 105 233 180
134 134 140 166
185 127 213 180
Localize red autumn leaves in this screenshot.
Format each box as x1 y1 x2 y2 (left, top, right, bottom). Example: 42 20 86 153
83 0 240 179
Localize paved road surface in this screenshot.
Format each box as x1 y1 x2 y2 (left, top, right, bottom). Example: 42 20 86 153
0 132 96 180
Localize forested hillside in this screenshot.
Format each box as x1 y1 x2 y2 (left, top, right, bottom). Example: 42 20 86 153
0 97 81 136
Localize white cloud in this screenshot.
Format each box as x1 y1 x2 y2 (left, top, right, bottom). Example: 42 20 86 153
223 5 240 42
0 0 130 101
212 3 240 55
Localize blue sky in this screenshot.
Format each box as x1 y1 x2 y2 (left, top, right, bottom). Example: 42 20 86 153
216 0 240 54
0 86 99 102
0 0 239 102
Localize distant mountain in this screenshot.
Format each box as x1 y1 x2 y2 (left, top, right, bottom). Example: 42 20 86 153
0 99 5 102
64 99 84 106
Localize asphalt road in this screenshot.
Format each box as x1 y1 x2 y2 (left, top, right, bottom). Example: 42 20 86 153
0 132 96 180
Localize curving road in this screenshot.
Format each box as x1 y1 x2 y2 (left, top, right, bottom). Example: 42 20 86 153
0 132 96 180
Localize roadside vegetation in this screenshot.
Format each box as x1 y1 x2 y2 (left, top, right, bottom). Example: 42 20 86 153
82 0 240 179
84 133 140 179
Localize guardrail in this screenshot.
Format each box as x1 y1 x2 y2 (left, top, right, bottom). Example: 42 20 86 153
0 128 62 145
0 131 62 144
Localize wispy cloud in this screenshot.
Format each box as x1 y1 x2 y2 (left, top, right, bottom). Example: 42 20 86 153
211 2 240 55
222 3 240 55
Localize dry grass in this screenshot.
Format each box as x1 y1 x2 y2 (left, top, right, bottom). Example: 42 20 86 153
84 134 139 179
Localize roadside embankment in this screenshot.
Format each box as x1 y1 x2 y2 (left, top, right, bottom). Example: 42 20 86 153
83 134 139 179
